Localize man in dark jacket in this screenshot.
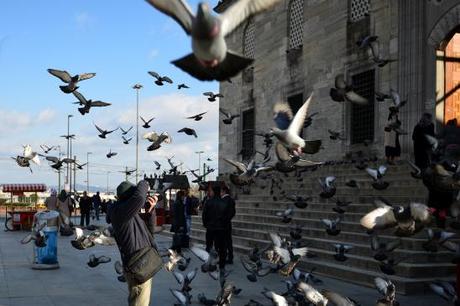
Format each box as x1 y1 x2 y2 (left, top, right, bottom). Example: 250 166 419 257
202 184 232 272
92 191 102 220
412 113 435 171
108 180 158 306
220 186 235 264
79 191 92 227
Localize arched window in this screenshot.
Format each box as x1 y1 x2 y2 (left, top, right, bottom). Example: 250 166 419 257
349 0 370 23
288 0 304 50
243 18 256 59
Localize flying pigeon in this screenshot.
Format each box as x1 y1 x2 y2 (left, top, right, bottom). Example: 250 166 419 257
328 129 345 141
274 245 309 276
95 124 118 139
87 254 111 268
186 111 207 121
271 94 322 156
106 149 117 158
366 165 389 190
296 282 328 306
143 131 172 151
321 290 359 306
203 92 223 102
122 136 132 145
220 108 240 124
178 83 189 90
240 256 273 282
20 222 47 247
147 71 173 86
120 126 133 135
330 74 368 105
47 68 96 93
140 116 155 128
368 38 397 67
72 91 111 115
154 161 161 170
40 145 55 154
178 127 198 138
145 0 283 81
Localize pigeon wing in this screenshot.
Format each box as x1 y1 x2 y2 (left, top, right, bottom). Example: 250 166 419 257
288 93 313 136
220 0 283 37
90 101 111 107
321 290 353 306
145 0 194 34
94 124 105 134
410 202 431 223
173 271 185 285
223 158 247 173
170 289 187 305
366 167 378 180
275 142 292 162
374 277 389 296
219 108 230 118
360 206 397 230
292 247 308 257
345 90 368 105
72 90 87 104
273 246 291 264
335 74 347 89
47 69 72 83
269 232 282 247
78 73 96 81
189 246 210 262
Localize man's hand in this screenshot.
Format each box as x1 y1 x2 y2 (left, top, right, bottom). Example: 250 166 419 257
146 195 158 213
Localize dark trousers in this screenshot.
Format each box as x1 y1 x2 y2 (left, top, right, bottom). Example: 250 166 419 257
94 205 100 220
226 225 233 260
80 212 90 227
209 229 228 269
205 229 214 252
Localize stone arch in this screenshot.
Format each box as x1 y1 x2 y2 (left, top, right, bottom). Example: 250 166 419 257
428 4 460 48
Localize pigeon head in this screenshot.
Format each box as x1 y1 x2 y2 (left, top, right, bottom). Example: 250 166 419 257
194 2 219 39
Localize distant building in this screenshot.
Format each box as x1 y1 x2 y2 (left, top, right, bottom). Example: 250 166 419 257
216 0 460 173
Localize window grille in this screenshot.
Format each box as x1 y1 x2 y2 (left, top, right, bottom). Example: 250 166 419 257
243 19 256 59
349 0 370 23
288 0 304 50
350 70 375 144
242 108 255 160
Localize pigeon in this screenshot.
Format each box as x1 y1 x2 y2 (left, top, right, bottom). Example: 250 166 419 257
328 129 345 141
145 0 283 81
189 246 218 273
72 91 111 115
366 165 389 190
321 216 342 236
321 290 359 306
319 176 336 198
204 92 224 102
178 83 189 90
215 281 236 306
375 91 392 102
42 156 75 171
173 268 198 293
294 268 323 285
87 254 111 268
261 289 289 306
286 195 311 209
360 198 432 236
220 108 240 124
422 228 456 253
276 207 294 223
71 227 115 250
106 149 117 158
75 162 87 170
304 111 318 128
356 35 378 49
187 112 207 121
370 235 401 261
240 256 273 282
273 246 309 276
47 68 95 93
114 261 126 282
23 145 41 165
165 249 186 272
271 94 322 156
333 244 353 262
224 157 273 186
95 124 118 139
120 168 136 177
143 131 172 151
120 126 133 135
170 289 190 306
178 127 198 138
378 257 404 275
154 161 161 170
20 222 47 247
375 277 397 305
147 71 173 86
296 282 328 306
368 39 397 67
40 145 55 154
407 160 422 179
122 136 132 145
141 116 155 128
430 280 457 303
330 74 368 105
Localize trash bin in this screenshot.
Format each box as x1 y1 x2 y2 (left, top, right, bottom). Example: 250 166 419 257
31 210 60 270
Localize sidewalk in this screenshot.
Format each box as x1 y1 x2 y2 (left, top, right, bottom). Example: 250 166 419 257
0 217 452 306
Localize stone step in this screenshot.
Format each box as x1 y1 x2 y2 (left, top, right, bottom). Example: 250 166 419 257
237 194 428 204
236 201 382 213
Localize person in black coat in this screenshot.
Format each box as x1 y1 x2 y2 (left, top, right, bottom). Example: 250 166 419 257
412 113 435 171
202 184 233 272
220 185 236 264
171 190 187 252
79 191 92 227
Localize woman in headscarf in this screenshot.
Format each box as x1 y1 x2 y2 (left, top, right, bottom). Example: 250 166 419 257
384 107 401 165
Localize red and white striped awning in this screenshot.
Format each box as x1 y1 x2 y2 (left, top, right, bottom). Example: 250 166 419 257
1 184 47 193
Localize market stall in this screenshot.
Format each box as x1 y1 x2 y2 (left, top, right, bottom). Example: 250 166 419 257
1 183 47 231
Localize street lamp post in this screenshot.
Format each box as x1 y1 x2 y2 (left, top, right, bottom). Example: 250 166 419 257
132 83 143 184
195 151 204 177
66 114 73 186
86 152 92 192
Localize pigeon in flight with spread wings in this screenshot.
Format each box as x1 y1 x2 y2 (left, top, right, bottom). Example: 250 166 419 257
145 0 283 81
271 93 322 156
330 74 368 105
148 71 173 86
47 68 95 93
72 91 111 115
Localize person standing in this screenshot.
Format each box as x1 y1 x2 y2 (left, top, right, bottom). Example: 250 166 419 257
384 107 401 165
202 187 214 252
220 186 235 264
171 190 187 253
92 191 102 221
412 113 435 171
109 180 159 306
79 191 92 227
202 184 232 273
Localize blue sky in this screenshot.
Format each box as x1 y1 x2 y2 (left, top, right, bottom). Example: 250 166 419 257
0 0 220 191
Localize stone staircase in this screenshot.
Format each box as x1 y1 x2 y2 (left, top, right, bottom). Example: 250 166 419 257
163 161 459 294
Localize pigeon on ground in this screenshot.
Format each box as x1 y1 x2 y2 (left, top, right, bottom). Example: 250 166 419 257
141 116 155 129
220 108 240 124
328 130 345 141
178 127 198 138
122 136 132 145
114 261 126 282
87 254 111 268
370 235 401 261
330 74 368 105
422 228 456 253
271 94 322 156
286 195 311 209
261 289 289 306
170 289 190 306
47 68 95 93
276 207 294 223
72 91 111 115
189 246 218 273
40 145 55 154
375 277 397 306
294 268 323 285
321 289 359 306
240 256 273 282
366 165 389 190
165 249 186 272
204 92 224 102
378 257 405 275
148 71 173 86
296 282 328 306
187 112 207 121
106 149 117 158
319 176 336 198
145 0 283 81
430 280 457 303
120 126 133 135
333 244 353 262
173 267 198 293
143 131 172 151
178 83 189 90
95 124 118 139
321 216 342 236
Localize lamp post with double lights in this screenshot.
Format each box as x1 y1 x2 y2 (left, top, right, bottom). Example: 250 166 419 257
132 83 143 184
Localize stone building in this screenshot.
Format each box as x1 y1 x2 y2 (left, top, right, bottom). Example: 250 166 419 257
216 0 460 173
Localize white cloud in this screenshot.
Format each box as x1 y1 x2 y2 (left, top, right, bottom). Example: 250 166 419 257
37 109 56 124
